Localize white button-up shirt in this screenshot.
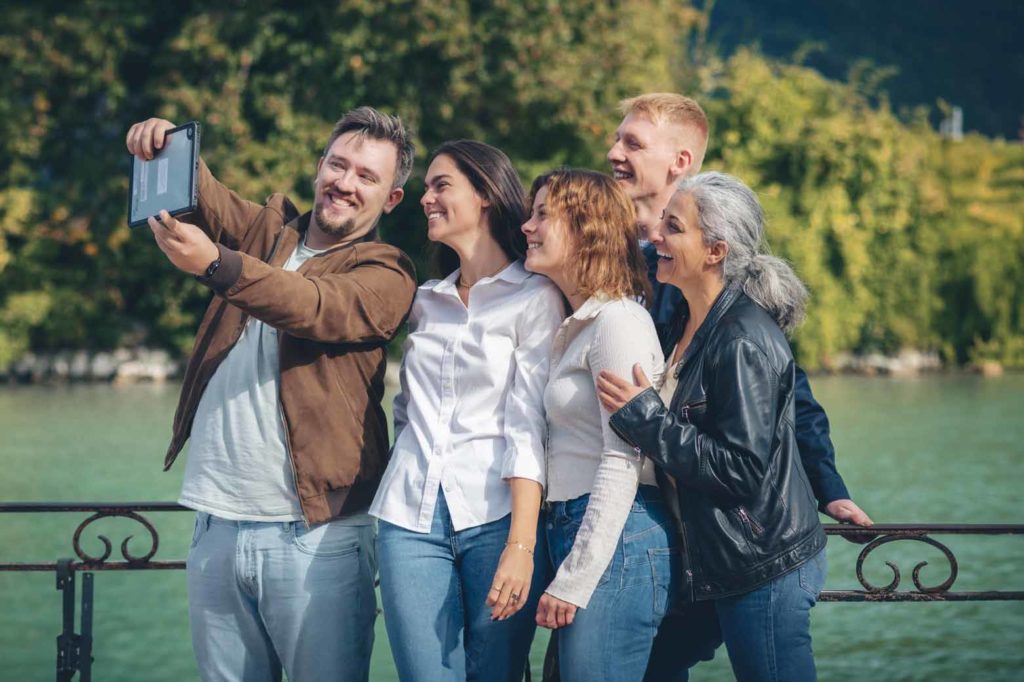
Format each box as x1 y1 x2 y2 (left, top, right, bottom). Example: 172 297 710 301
370 261 565 532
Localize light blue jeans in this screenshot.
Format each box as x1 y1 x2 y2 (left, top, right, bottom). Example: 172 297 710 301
377 492 544 682
545 486 679 682
185 512 377 682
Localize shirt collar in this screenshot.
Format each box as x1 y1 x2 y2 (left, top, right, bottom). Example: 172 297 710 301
425 260 530 293
567 294 618 322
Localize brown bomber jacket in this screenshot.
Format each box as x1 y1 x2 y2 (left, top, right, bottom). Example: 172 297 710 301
164 161 416 525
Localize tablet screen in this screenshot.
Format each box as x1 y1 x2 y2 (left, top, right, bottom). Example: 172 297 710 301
128 121 200 227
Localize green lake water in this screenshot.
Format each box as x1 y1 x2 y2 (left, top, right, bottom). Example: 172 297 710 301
1 375 1023 680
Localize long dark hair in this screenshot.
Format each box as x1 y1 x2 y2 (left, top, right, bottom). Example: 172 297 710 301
430 140 529 277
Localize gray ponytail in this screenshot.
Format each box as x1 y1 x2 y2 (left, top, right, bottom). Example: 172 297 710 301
676 172 809 334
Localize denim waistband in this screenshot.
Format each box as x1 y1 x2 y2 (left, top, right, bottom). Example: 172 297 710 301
201 512 303 531
545 484 663 519
199 511 374 530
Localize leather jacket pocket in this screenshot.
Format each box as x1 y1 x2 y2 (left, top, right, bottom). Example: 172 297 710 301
680 399 707 423
732 506 764 541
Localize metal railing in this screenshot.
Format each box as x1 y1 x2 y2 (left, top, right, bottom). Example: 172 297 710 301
2 502 1022 680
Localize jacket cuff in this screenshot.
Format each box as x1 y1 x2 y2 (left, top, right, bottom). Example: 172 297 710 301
608 387 663 451
816 477 851 510
203 243 243 293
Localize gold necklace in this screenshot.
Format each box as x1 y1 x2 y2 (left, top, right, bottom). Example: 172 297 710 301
457 260 510 289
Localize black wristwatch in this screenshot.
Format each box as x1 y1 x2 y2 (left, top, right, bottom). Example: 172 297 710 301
195 256 222 282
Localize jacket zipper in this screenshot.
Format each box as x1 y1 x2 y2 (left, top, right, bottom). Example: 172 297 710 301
681 399 707 422
267 225 309 526
679 518 696 601
737 506 764 536
263 226 358 527
278 398 308 527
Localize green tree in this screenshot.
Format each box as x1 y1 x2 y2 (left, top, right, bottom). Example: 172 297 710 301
0 0 696 357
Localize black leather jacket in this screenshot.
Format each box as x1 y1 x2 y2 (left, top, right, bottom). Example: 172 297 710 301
643 243 849 507
609 284 826 600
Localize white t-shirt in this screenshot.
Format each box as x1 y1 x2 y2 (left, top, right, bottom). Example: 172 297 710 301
180 236 372 523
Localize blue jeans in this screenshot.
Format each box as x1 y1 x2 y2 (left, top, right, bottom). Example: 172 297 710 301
545 486 679 682
716 549 827 681
377 492 544 682
186 513 377 682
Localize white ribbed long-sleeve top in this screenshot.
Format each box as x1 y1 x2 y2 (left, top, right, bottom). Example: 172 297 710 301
543 295 664 607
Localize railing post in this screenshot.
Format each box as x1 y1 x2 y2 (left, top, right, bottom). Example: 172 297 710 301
54 560 95 681
55 559 78 682
80 572 94 682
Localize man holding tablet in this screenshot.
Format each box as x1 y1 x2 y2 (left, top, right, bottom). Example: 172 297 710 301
126 107 416 681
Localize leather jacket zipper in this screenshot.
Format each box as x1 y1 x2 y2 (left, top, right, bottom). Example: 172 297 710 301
737 506 764 536
681 399 707 422
679 521 696 601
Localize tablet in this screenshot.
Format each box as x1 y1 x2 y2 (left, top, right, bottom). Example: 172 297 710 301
128 121 201 228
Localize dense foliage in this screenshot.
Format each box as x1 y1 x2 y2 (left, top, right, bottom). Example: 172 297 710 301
1 2 1022 369
699 50 1024 367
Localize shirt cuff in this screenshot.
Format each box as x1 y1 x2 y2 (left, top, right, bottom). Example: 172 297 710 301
500 446 545 485
543 581 590 610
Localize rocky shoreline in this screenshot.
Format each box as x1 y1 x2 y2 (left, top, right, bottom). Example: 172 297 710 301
2 349 179 384
0 348 1008 384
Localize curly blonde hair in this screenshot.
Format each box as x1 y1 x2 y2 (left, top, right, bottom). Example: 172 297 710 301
530 169 651 302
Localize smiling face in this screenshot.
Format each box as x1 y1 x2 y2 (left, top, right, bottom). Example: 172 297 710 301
311 131 403 242
521 185 570 279
650 190 721 288
607 113 688 202
421 154 489 247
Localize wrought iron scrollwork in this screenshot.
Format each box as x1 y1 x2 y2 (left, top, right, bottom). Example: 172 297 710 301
71 510 160 565
854 532 958 594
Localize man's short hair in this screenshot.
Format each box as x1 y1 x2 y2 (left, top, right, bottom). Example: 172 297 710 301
619 93 709 172
323 107 415 188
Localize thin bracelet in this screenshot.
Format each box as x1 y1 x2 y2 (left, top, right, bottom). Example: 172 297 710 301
505 541 534 556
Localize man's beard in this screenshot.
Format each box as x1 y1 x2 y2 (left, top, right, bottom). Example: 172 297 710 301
313 202 358 238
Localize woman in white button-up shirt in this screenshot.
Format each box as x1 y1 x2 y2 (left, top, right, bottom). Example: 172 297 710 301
521 169 679 682
370 140 564 681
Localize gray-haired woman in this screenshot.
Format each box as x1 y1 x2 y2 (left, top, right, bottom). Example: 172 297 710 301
597 172 827 681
